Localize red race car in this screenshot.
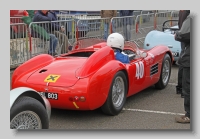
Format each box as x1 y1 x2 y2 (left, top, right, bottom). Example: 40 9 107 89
11 39 173 116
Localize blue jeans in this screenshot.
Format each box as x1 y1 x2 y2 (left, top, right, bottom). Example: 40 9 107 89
123 24 131 41
103 23 109 40
103 21 116 40
49 34 58 53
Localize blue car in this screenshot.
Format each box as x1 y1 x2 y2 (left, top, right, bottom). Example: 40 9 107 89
143 20 181 62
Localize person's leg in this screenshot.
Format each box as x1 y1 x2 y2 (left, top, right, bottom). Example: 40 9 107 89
103 23 108 40
182 67 190 118
53 35 58 53
54 31 68 53
176 65 184 97
49 34 54 54
127 24 131 41
59 32 68 53
112 20 116 33
175 67 190 123
49 34 58 55
122 19 127 41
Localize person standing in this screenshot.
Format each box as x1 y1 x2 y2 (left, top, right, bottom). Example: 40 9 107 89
100 10 117 40
176 10 191 98
48 10 69 53
119 10 134 41
174 10 191 123
32 10 58 56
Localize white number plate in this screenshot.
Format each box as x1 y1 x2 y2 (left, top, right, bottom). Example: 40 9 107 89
45 92 58 100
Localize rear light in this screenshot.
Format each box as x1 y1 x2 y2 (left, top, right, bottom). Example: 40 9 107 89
79 96 86 102
69 96 86 102
74 96 79 101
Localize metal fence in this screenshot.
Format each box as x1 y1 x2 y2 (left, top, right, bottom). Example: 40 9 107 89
10 10 179 69
111 16 137 41
10 23 29 68
134 13 155 46
77 18 112 40
155 11 176 31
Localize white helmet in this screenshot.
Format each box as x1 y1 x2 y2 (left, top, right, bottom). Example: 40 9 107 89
107 33 124 51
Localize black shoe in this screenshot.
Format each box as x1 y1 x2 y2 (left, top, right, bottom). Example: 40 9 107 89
48 52 58 56
52 52 58 56
176 86 182 94
181 93 184 98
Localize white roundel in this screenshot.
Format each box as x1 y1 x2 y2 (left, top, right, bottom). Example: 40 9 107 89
107 33 125 51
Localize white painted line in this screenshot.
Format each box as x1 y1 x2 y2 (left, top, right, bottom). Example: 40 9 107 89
123 108 185 116
168 82 177 86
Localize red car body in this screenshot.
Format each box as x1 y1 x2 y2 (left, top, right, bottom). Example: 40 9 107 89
11 39 173 115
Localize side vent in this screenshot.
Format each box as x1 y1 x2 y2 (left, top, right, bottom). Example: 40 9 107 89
150 63 158 76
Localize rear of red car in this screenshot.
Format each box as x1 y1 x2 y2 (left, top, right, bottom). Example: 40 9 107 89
11 46 121 111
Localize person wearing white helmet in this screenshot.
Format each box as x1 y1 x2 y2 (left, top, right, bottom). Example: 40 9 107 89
107 33 130 64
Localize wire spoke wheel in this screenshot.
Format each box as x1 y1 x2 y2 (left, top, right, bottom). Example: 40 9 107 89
10 111 42 129
112 76 125 108
10 96 49 129
101 71 127 116
155 54 171 89
162 59 170 84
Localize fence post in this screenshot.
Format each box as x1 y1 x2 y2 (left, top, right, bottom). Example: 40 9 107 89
72 17 75 42
154 13 157 30
170 11 174 27
139 15 143 25
110 18 113 34
28 24 32 59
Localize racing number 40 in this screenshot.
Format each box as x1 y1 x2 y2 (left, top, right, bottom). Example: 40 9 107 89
135 61 144 79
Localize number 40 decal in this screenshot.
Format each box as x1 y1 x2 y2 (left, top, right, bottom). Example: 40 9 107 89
135 61 144 79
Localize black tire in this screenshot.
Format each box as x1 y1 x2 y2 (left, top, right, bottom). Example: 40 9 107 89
101 71 127 116
155 54 172 89
10 96 49 129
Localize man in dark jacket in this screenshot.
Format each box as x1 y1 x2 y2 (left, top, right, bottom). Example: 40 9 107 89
120 10 134 41
174 10 191 123
176 10 191 98
48 10 69 53
32 10 58 56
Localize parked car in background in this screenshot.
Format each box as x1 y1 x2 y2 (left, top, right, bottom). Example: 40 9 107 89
10 10 29 39
143 20 180 63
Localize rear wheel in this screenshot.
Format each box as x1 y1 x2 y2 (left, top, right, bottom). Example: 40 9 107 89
155 54 171 89
10 96 49 129
101 71 127 116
